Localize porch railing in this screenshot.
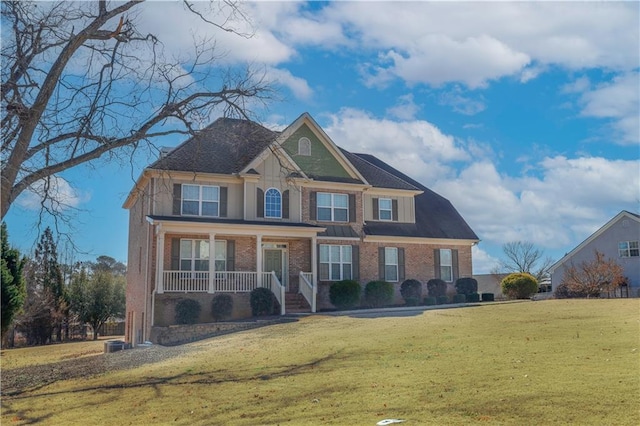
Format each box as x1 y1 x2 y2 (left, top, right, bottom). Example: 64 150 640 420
161 270 286 315
299 271 316 313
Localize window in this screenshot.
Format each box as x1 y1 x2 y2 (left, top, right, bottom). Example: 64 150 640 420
379 198 392 221
265 188 282 218
317 192 348 222
298 137 311 156
180 239 209 271
179 240 227 271
319 245 352 280
619 241 639 257
440 249 453 282
182 184 219 216
384 247 398 281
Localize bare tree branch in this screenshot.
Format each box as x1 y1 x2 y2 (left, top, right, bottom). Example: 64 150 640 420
1 0 272 221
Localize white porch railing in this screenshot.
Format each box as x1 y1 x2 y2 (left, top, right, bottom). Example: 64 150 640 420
299 271 316 313
161 270 286 315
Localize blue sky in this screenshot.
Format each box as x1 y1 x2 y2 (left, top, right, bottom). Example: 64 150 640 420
4 1 639 273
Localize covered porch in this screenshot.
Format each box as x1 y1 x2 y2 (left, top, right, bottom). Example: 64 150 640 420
148 216 323 315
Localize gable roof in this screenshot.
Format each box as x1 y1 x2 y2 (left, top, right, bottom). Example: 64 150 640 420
549 210 640 273
340 149 419 191
149 117 278 174
356 153 479 241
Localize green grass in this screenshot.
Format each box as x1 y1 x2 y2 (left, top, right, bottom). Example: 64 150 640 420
2 299 639 425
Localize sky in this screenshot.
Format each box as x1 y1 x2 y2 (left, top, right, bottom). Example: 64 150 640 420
4 0 639 274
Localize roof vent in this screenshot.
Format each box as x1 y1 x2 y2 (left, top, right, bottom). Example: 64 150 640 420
159 146 174 159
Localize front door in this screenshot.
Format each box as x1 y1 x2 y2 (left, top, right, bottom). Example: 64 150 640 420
264 249 287 289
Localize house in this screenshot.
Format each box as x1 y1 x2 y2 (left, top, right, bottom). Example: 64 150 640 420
549 210 640 297
123 113 479 345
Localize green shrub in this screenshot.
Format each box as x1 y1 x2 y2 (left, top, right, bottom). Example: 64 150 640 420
466 293 480 303
423 297 437 306
501 273 539 299
175 299 201 325
437 295 449 305
481 293 494 302
455 277 478 295
365 280 394 308
400 279 422 305
329 280 361 310
250 287 279 316
211 294 233 321
453 294 466 303
427 278 447 298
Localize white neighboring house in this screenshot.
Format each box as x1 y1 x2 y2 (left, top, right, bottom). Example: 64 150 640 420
550 211 640 297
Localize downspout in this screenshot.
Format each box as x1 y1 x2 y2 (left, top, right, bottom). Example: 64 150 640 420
149 177 156 338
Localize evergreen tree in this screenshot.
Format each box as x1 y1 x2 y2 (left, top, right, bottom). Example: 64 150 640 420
1 223 26 342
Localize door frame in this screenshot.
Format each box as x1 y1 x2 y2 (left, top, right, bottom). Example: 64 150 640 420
262 242 289 290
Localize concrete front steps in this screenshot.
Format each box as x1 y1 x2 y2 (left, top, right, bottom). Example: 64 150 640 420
285 292 312 313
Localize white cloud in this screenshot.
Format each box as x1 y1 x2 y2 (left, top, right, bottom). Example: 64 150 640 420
16 176 89 213
324 108 468 183
439 86 486 116
265 67 313 100
472 245 500 275
578 72 640 145
386 94 420 121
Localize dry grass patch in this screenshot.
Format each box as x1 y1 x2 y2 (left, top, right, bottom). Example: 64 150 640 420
1 337 118 370
1 300 638 425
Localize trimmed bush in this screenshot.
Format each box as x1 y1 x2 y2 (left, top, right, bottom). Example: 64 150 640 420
501 273 539 299
329 280 361 310
365 280 394 308
437 295 450 305
423 297 437 306
211 294 233 321
466 292 480 303
175 299 201 325
427 278 447 298
250 287 279 316
481 293 494 302
455 277 478 296
400 279 422 305
453 294 466 304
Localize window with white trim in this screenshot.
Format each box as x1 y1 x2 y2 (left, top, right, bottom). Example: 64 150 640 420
317 192 348 222
180 239 210 271
265 188 282 218
619 241 639 257
440 249 453 282
182 184 219 216
385 247 399 282
319 245 352 280
379 198 393 221
298 137 311 156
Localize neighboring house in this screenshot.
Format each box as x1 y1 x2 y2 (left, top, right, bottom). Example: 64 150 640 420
550 211 640 296
123 113 478 345
473 273 507 299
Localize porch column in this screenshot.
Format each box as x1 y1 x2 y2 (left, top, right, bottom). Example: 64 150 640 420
208 233 216 293
156 230 165 293
311 235 318 313
256 234 263 287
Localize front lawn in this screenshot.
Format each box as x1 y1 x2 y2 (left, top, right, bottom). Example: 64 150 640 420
1 299 638 425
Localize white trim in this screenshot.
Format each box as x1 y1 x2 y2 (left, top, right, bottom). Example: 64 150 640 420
363 235 479 245
316 236 361 241
549 211 640 273
264 187 283 219
294 179 371 191
146 217 325 238
364 187 423 196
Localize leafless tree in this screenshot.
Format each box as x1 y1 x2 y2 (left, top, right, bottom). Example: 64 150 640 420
492 241 554 283
559 250 625 297
1 0 272 220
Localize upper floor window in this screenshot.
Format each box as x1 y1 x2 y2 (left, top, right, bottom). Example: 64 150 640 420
317 192 348 222
384 247 399 281
265 188 282 219
379 198 393 221
319 244 352 281
439 248 453 282
298 137 311 156
619 241 639 257
182 184 219 216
